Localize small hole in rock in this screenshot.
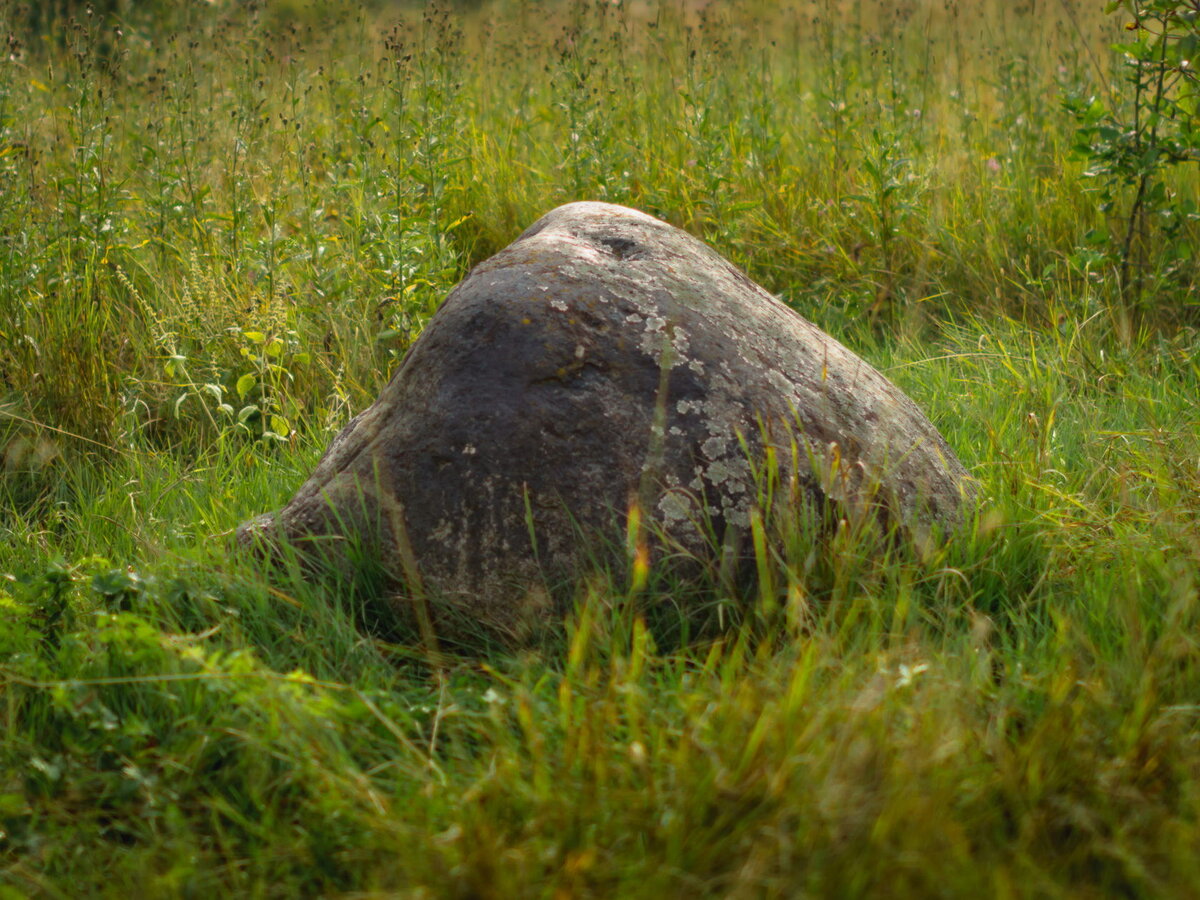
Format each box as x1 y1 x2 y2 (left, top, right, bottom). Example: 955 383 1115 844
596 236 641 259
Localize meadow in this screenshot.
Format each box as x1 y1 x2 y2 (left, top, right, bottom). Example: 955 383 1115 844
2 0 1200 895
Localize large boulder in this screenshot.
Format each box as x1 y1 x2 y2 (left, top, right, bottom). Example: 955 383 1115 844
238 202 973 636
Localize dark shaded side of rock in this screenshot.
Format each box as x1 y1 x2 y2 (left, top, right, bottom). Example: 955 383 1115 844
237 201 974 639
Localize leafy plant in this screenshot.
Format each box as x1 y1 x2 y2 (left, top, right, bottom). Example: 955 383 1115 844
1067 0 1200 314
6 2 1200 895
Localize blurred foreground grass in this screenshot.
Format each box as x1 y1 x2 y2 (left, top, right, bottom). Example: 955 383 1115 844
2 0 1200 896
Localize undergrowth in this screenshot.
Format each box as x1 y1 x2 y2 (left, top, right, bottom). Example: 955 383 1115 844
2 0 1199 896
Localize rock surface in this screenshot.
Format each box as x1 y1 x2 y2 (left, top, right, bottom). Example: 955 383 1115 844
238 202 973 635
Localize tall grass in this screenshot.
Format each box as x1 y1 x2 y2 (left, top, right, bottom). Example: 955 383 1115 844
2 0 1200 895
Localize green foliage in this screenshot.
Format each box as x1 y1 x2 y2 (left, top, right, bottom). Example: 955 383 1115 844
1066 0 1200 316
1 1 1200 896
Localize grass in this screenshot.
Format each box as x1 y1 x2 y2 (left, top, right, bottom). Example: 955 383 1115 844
2 0 1200 895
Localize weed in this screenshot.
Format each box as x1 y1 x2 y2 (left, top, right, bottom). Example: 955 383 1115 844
1066 0 1200 319
1 1 1199 896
